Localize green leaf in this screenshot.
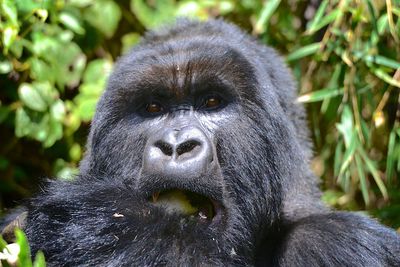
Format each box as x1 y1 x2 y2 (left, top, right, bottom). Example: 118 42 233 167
32 114 50 142
69 143 82 161
333 140 343 177
286 42 321 62
370 67 400 88
308 9 341 35
2 26 18 53
54 158 78 180
307 0 329 33
29 58 54 83
254 0 281 34
0 59 12 74
15 0 48 14
18 83 47 112
322 189 343 206
355 154 370 206
297 87 342 103
377 14 388 34
85 0 121 37
0 105 10 123
338 132 357 176
9 39 24 58
1 0 18 25
83 59 112 84
75 97 99 122
15 107 31 137
130 0 175 28
33 251 46 267
43 117 63 147
68 0 94 7
34 9 48 22
121 33 141 54
363 54 400 69
31 32 86 88
361 149 388 200
0 156 9 170
386 130 396 182
336 105 354 146
15 229 32 267
0 235 7 249
59 11 85 35
50 100 66 122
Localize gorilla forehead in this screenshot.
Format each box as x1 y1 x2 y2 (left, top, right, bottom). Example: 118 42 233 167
108 40 261 104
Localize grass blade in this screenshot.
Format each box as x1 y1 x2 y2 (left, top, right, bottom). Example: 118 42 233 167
286 42 321 62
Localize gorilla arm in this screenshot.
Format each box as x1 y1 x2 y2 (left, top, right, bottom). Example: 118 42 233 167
273 212 400 267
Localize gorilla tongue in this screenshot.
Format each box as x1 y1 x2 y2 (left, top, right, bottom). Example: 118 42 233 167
151 189 215 221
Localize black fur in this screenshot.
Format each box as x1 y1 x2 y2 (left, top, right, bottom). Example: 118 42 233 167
23 19 400 266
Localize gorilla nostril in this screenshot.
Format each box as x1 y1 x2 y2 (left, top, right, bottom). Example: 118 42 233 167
176 140 201 156
154 141 173 156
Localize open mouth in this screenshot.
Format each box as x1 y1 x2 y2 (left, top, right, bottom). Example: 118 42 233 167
149 189 221 222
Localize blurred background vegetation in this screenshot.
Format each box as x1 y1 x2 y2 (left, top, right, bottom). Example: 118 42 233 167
0 0 399 229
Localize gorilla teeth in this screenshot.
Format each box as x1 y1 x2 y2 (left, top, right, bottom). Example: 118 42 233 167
150 189 216 221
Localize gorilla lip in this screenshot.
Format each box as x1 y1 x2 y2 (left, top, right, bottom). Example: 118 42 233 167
150 189 221 222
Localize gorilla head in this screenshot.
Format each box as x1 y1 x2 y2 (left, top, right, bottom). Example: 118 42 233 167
23 19 400 267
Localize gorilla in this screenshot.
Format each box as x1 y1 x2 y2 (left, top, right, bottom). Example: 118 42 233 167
9 19 400 266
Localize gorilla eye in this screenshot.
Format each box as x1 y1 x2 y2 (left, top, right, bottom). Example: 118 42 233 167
204 96 221 109
146 102 163 113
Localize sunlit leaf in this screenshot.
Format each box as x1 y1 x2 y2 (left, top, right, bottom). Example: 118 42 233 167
43 118 63 147
254 0 281 34
286 42 321 62
75 97 98 122
35 9 48 22
0 235 7 249
371 67 400 88
2 26 18 53
386 130 397 183
336 105 354 146
306 7 340 35
0 59 12 74
83 59 112 84
1 0 18 25
50 100 66 122
334 140 343 177
69 143 82 162
377 14 389 34
15 108 31 137
85 0 121 37
130 0 175 28
360 149 388 200
355 154 370 206
18 83 47 112
297 87 342 103
121 33 141 54
15 229 32 267
33 251 46 267
338 133 357 176
59 12 85 35
363 54 400 69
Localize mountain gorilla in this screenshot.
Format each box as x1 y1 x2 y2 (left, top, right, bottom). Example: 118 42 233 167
19 19 400 266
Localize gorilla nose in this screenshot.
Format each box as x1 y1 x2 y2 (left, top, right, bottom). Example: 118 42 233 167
154 139 202 159
142 126 214 179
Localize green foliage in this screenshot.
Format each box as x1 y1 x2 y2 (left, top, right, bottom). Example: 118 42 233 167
0 0 399 229
277 1 400 220
0 230 45 267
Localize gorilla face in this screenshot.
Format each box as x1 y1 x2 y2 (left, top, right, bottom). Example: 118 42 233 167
26 20 312 266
